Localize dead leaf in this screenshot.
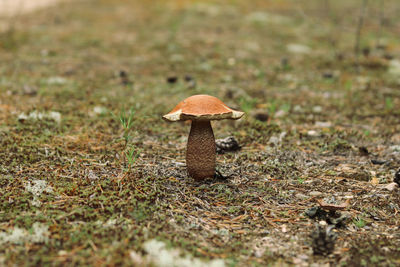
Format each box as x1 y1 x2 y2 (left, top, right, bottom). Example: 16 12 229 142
316 198 350 211
371 176 379 185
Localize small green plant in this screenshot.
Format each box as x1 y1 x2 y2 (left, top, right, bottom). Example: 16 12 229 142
385 97 394 111
279 103 291 113
238 97 257 113
113 107 136 148
267 99 278 115
353 217 366 228
345 80 353 91
125 145 142 172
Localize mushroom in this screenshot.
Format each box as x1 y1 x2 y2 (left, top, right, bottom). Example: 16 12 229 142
163 95 244 180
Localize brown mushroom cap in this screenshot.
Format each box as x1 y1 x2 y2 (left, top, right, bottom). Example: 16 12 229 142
163 94 244 122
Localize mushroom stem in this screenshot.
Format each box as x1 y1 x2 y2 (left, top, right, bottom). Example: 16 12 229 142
186 120 216 180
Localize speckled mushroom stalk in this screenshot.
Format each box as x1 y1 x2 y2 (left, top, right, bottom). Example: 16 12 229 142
186 120 216 180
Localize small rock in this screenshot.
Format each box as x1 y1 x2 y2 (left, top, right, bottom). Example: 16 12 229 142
17 113 28 122
22 85 37 96
268 136 280 146
46 76 68 85
170 54 184 63
184 75 196 89
384 54 394 60
252 110 269 122
184 75 194 82
129 250 145 266
307 130 320 137
198 62 213 71
88 170 99 181
309 191 322 197
223 87 250 100
173 161 185 167
390 134 400 143
315 121 332 128
330 213 351 228
371 159 386 165
244 41 260 52
356 76 371 87
227 58 236 66
295 193 308 200
41 49 49 57
293 105 302 113
119 70 132 85
287 44 311 54
166 76 178 84
312 106 323 113
245 11 289 25
388 59 400 76
281 57 290 68
322 72 333 79
362 47 370 57
93 106 107 115
358 146 369 156
384 182 398 191
274 109 286 118
389 145 400 152
335 164 370 181
305 206 323 219
268 132 286 146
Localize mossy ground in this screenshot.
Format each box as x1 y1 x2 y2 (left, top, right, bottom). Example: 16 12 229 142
1 0 400 266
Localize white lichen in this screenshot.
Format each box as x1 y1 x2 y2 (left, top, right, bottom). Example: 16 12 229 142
245 11 289 25
0 222 50 245
287 44 311 54
24 179 53 207
93 106 108 115
130 239 226 267
388 60 400 76
46 76 68 85
18 111 61 123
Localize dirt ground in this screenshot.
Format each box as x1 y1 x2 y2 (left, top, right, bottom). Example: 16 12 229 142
0 0 400 266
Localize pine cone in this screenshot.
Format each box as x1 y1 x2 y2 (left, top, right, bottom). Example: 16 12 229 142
311 224 337 256
394 168 400 186
216 136 241 154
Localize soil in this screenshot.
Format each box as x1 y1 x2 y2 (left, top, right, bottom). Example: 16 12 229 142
0 0 400 266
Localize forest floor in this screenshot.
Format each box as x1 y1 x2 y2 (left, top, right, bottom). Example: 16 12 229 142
1 0 400 266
